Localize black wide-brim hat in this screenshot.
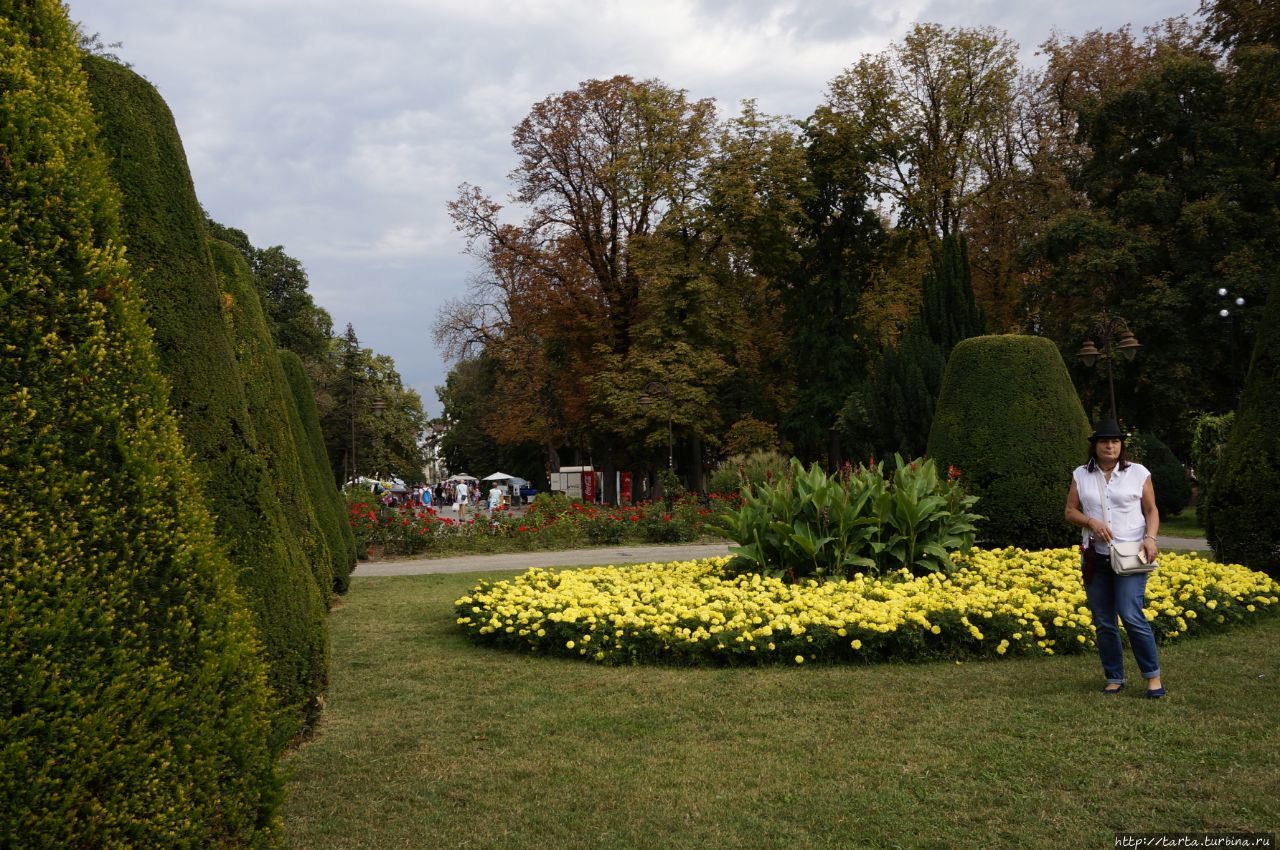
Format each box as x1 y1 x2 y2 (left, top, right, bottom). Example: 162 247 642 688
1089 419 1127 441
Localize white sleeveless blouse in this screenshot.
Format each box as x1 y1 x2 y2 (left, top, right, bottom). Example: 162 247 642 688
1073 462 1151 554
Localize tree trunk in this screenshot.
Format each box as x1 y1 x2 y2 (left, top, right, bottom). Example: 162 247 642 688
689 434 705 493
599 438 617 505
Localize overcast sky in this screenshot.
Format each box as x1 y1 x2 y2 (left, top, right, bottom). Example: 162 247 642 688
67 0 1197 416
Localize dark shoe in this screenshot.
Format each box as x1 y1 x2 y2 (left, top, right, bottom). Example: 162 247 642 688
1101 684 1125 695
1145 687 1166 699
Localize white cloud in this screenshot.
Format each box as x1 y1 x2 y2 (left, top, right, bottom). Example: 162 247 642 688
67 0 1198 414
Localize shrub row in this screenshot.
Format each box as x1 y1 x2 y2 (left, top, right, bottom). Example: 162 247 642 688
281 348 358 591
2 4 278 844
87 52 344 749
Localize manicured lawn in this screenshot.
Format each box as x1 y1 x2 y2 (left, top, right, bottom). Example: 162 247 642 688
1162 509 1206 539
282 567 1280 850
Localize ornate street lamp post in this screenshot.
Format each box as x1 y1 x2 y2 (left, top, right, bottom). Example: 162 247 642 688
638 380 673 471
1076 314 1142 423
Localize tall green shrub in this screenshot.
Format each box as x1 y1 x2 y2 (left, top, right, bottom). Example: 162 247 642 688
868 327 946 457
211 240 335 600
1128 432 1192 518
927 335 1092 549
707 450 790 496
280 348 357 592
1190 411 1234 525
869 233 984 457
84 54 329 744
0 3 278 844
921 232 984 354
1205 279 1280 576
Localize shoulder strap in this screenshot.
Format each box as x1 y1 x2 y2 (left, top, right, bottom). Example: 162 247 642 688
1081 469 1109 549
1095 470 1109 527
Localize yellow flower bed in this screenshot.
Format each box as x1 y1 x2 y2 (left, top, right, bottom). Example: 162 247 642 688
455 549 1280 665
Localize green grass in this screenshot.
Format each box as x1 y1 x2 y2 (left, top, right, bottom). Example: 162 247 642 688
282 568 1280 850
1162 509 1206 539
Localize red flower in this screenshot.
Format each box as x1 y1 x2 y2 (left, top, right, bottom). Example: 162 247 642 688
518 526 528 532
948 464 962 481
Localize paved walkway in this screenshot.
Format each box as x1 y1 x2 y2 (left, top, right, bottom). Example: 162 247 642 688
352 542 732 577
352 535 1210 577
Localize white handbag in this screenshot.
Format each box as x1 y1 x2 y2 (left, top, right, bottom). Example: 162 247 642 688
1090 471 1156 575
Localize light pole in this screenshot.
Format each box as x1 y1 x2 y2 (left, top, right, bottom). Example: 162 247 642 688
1076 313 1142 423
1218 287 1246 401
638 380 673 471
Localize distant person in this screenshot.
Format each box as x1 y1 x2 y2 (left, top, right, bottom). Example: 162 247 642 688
456 480 469 517
489 481 504 511
1064 419 1164 699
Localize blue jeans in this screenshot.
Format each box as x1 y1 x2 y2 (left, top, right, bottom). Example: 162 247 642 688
1085 560 1161 684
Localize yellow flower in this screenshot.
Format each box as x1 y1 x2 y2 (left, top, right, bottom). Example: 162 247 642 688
795 655 804 664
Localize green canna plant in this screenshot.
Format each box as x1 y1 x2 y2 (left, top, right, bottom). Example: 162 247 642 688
713 456 982 581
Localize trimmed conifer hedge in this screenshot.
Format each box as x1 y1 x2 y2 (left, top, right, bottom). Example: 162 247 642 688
1205 279 1280 576
280 348 357 592
210 240 336 600
1 3 278 844
84 53 330 746
927 335 1092 549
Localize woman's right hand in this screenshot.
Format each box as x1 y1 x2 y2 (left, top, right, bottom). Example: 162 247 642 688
1088 518 1113 543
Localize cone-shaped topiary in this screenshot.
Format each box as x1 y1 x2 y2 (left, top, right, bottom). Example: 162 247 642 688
84 53 330 745
210 240 335 600
1 3 278 843
280 347 357 591
1205 278 1280 576
927 335 1092 549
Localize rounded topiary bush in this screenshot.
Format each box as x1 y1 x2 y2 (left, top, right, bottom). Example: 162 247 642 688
1 3 278 843
1129 432 1191 518
927 335 1091 550
1205 279 1280 577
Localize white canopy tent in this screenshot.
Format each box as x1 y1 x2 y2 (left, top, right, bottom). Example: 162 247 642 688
484 472 530 487
445 473 478 483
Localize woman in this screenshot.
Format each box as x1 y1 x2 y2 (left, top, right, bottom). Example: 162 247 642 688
1064 420 1165 698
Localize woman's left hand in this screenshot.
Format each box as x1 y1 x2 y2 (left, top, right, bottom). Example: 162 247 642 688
1141 538 1158 564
